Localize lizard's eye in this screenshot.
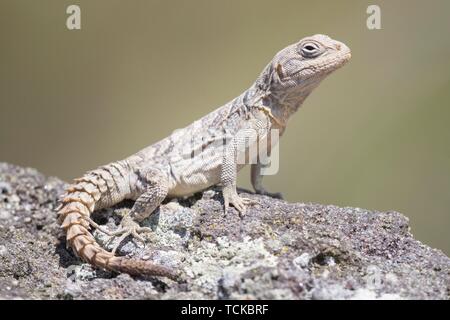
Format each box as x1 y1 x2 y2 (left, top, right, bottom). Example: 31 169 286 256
300 42 321 58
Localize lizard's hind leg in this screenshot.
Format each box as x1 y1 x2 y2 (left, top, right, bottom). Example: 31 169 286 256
107 166 169 254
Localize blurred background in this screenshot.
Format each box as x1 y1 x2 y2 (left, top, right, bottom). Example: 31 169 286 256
1 0 449 254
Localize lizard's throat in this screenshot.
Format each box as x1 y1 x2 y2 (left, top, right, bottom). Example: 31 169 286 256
269 84 318 123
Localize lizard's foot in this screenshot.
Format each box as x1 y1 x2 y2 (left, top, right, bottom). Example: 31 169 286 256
105 215 153 255
255 189 284 199
223 189 258 215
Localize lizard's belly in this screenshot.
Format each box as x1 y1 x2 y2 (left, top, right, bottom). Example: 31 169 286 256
167 153 223 197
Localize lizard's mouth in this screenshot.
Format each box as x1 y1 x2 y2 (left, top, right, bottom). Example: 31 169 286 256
308 48 351 74
339 49 352 64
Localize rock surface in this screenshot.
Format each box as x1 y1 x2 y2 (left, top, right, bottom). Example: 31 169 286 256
0 162 448 300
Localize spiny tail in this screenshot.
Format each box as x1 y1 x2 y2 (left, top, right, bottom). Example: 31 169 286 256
57 163 179 281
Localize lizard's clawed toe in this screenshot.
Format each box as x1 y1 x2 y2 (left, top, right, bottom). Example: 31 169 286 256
223 190 257 215
241 197 258 205
106 216 153 254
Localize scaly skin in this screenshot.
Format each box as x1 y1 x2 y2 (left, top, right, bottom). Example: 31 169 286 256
57 34 351 280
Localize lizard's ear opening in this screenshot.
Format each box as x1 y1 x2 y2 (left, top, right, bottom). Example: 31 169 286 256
256 62 279 91
275 63 284 81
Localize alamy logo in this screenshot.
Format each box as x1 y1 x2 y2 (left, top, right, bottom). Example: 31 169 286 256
367 5 382 30
174 127 280 176
66 5 81 30
365 265 383 289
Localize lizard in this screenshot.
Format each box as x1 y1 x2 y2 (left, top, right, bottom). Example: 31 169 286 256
57 34 351 281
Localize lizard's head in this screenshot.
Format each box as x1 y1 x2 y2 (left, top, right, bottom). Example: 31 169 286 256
262 34 351 93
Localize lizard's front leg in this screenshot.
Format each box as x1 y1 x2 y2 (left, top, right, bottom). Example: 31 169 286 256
221 121 265 214
221 159 256 215
108 166 168 254
251 163 283 199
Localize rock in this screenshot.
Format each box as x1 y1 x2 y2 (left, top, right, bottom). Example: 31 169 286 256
0 245 8 256
293 253 312 268
0 210 11 220
0 162 448 300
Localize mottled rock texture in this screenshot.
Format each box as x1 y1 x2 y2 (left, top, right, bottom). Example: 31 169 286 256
0 162 448 299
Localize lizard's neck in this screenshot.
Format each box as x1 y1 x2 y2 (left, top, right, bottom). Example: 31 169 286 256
250 80 321 127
